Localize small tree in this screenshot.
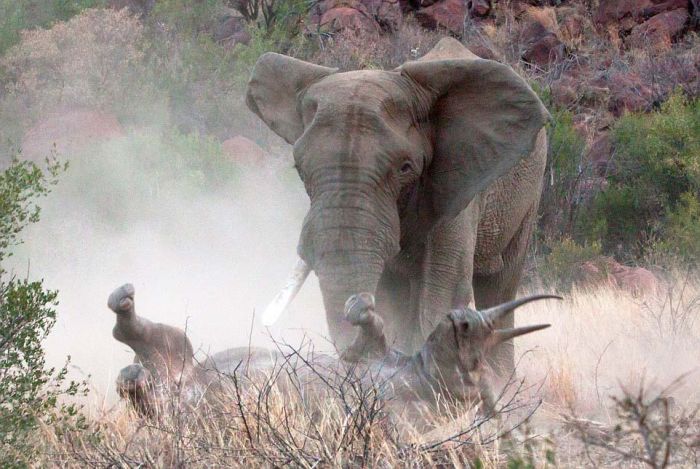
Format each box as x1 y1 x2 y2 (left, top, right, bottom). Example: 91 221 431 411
0 156 85 468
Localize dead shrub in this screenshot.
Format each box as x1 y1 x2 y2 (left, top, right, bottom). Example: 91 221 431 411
45 339 543 467
568 378 700 468
1 9 149 119
309 20 442 71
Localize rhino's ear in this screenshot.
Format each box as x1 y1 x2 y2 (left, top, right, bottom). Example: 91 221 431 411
246 53 337 144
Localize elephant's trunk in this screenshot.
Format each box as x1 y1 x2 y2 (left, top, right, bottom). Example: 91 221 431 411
315 257 383 351
300 194 399 351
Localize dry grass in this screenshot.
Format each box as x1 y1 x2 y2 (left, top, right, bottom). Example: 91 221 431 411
35 278 700 467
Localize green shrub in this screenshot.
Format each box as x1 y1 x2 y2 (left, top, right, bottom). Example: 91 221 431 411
537 108 587 244
539 237 603 290
0 157 86 467
580 91 700 261
0 0 104 55
654 192 700 265
150 0 223 34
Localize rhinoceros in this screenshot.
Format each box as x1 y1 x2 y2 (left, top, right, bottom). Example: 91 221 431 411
107 283 558 423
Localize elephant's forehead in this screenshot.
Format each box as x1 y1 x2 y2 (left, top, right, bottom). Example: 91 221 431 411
307 70 409 111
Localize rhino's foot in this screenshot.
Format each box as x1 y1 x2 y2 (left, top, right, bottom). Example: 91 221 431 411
108 283 135 314
343 292 376 325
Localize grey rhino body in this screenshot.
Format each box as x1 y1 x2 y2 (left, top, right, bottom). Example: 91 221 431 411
246 37 549 372
108 284 557 421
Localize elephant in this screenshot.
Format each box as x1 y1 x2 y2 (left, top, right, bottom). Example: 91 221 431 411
107 283 558 421
246 37 550 374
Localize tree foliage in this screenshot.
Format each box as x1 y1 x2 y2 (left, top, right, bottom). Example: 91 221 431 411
0 157 85 468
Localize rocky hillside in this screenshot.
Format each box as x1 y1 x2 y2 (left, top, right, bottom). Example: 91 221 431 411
1 0 699 268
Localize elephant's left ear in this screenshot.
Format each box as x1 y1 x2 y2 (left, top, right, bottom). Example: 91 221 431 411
400 53 549 221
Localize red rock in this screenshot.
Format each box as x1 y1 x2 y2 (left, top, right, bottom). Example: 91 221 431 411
594 0 653 28
319 6 379 34
607 72 654 116
641 0 688 19
415 0 467 36
628 8 689 49
520 21 565 68
362 0 403 31
579 260 617 287
465 42 497 60
309 0 403 34
22 108 124 161
613 265 659 297
577 257 659 297
222 136 267 166
468 0 491 18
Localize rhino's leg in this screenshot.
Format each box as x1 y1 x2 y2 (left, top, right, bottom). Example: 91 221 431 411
116 363 159 417
341 293 389 362
108 283 194 388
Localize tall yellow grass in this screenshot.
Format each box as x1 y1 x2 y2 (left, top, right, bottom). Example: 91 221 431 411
37 281 700 467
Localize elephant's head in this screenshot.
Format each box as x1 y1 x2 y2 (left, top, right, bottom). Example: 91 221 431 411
247 38 549 349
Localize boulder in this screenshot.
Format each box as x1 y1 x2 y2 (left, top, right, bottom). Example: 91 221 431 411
21 108 125 161
222 136 267 167
467 0 492 18
628 8 689 49
641 0 689 19
362 0 403 31
464 41 497 60
594 0 653 29
213 16 251 47
577 257 659 297
308 0 403 34
613 264 659 297
415 0 468 36
321 7 379 34
520 20 565 68
606 72 654 116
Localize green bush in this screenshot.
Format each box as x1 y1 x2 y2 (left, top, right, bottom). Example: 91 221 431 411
536 107 587 244
0 0 104 54
580 91 700 261
150 0 223 34
0 157 85 467
539 237 603 290
654 192 700 265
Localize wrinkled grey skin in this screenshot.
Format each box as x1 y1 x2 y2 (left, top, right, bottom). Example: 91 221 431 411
245 37 549 373
108 284 558 420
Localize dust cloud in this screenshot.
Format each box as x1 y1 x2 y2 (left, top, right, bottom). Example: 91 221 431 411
7 129 700 414
8 138 330 404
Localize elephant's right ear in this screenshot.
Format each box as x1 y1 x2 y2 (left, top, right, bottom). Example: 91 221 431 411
246 53 337 144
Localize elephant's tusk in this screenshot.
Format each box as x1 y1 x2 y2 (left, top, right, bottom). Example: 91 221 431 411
261 258 311 326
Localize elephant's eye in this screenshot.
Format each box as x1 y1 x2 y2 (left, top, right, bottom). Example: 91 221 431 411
399 162 413 174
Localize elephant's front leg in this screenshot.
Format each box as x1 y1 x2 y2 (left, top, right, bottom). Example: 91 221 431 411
416 207 479 347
